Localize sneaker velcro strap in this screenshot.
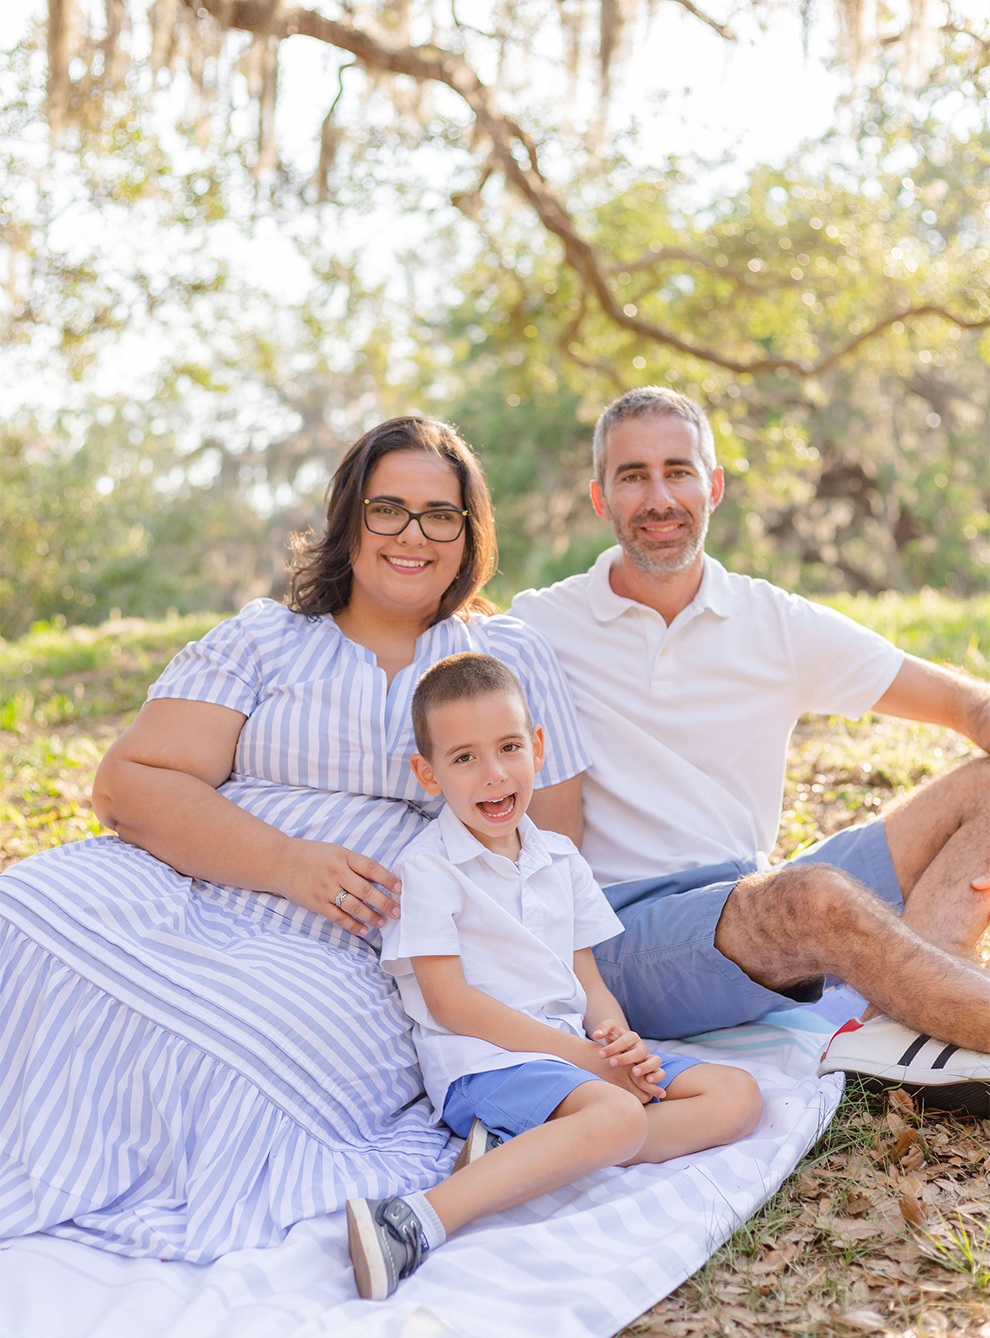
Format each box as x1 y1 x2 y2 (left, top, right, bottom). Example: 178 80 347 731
376 1197 423 1277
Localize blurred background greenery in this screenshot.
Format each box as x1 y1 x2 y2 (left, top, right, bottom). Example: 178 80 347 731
1 1 988 640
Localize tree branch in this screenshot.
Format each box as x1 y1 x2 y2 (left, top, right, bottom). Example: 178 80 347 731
665 0 735 41
184 0 988 376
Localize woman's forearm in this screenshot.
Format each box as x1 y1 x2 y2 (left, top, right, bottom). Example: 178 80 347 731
91 696 399 930
101 760 292 893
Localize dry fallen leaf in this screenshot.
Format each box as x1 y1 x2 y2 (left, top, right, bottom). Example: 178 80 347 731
839 1308 888 1332
845 1191 873 1217
899 1193 927 1228
887 1087 916 1116
899 1142 926 1173
720 1304 762 1327
830 1217 883 1241
890 1128 919 1162
884 1239 924 1262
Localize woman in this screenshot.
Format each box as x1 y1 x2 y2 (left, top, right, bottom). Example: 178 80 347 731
0 417 588 1263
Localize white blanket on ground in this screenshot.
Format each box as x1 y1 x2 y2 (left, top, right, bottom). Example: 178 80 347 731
1 1008 842 1338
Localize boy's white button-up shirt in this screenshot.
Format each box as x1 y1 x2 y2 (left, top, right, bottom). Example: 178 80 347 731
511 549 905 887
381 804 624 1120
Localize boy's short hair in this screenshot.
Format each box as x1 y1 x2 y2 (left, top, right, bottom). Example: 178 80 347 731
412 653 533 758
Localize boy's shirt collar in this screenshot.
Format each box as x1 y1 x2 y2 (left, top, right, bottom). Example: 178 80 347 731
436 801 553 874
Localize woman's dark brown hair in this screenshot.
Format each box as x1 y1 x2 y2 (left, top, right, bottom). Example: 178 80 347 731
287 416 498 625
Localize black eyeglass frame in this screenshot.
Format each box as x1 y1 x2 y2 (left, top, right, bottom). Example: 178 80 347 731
362 496 469 542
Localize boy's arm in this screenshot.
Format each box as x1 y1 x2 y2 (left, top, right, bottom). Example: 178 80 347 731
573 946 630 1037
573 948 665 1094
411 955 649 1098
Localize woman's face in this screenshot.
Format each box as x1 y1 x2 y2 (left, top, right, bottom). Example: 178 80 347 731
348 449 467 622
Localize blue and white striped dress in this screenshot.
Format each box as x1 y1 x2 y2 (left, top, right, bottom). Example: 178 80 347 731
0 599 589 1263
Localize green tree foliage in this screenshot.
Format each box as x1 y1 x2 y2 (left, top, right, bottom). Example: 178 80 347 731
2 9 988 633
1 28 408 635
432 77 990 599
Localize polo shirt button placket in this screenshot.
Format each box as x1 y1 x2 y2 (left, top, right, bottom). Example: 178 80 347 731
652 637 673 690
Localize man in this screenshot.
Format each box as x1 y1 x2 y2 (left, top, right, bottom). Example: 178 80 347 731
514 386 989 1115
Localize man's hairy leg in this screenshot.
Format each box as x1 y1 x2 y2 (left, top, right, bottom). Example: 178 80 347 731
882 756 990 958
713 863 990 1052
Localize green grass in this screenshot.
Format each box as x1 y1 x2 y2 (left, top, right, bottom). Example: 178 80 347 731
0 611 225 732
818 590 989 678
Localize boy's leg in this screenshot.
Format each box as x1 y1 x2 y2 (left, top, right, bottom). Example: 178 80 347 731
425 1081 647 1236
623 1064 763 1166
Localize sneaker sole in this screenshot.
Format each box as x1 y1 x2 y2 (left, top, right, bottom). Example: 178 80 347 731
452 1120 490 1173
346 1199 389 1301
844 1074 989 1118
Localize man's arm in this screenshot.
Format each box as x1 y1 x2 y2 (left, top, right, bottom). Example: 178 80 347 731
410 955 647 1098
527 773 584 847
872 656 990 754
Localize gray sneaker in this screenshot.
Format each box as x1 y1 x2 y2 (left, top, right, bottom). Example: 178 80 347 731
346 1195 426 1300
452 1117 504 1173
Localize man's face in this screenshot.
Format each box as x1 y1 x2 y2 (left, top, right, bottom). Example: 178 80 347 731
590 415 724 576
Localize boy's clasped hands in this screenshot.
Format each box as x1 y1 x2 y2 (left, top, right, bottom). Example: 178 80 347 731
590 1021 667 1101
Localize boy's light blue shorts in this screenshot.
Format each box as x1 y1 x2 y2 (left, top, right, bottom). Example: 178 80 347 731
593 820 902 1042
441 1054 704 1141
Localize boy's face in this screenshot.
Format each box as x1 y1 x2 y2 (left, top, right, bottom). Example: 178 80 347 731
410 690 545 854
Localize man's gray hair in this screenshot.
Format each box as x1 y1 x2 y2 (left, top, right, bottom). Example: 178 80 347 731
592 387 717 485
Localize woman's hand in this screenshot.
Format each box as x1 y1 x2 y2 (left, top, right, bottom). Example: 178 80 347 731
276 839 402 936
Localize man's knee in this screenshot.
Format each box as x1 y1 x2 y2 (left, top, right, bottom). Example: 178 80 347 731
885 754 990 825
954 755 990 821
715 861 894 976
729 861 875 934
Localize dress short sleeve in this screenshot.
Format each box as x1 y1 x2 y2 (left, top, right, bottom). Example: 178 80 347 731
380 853 465 973
477 616 591 789
145 599 286 717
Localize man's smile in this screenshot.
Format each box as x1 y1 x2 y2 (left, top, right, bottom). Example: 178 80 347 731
634 509 694 540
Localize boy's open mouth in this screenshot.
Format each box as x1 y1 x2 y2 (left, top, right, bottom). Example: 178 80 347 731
476 794 517 821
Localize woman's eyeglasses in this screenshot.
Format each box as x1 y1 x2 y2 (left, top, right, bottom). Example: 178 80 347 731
363 498 468 542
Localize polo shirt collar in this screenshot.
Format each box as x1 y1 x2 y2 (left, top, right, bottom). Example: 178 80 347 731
587 545 732 622
586 545 633 623
436 802 551 871
693 555 732 619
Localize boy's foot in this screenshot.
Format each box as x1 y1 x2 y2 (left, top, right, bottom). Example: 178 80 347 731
817 1016 990 1117
452 1117 504 1172
346 1196 426 1300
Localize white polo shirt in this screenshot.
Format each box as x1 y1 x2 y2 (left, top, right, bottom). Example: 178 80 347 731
510 548 904 887
380 804 624 1120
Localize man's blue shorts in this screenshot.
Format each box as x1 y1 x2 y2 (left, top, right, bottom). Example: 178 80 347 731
441 1053 705 1141
593 820 902 1041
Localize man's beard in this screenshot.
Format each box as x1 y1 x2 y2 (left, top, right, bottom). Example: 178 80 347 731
613 505 710 576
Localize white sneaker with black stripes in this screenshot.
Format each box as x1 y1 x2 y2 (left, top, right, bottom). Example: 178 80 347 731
817 1016 989 1117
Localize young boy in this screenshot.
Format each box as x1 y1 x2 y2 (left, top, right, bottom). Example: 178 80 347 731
347 653 763 1301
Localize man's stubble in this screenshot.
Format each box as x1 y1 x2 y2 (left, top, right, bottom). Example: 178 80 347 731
611 503 712 577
